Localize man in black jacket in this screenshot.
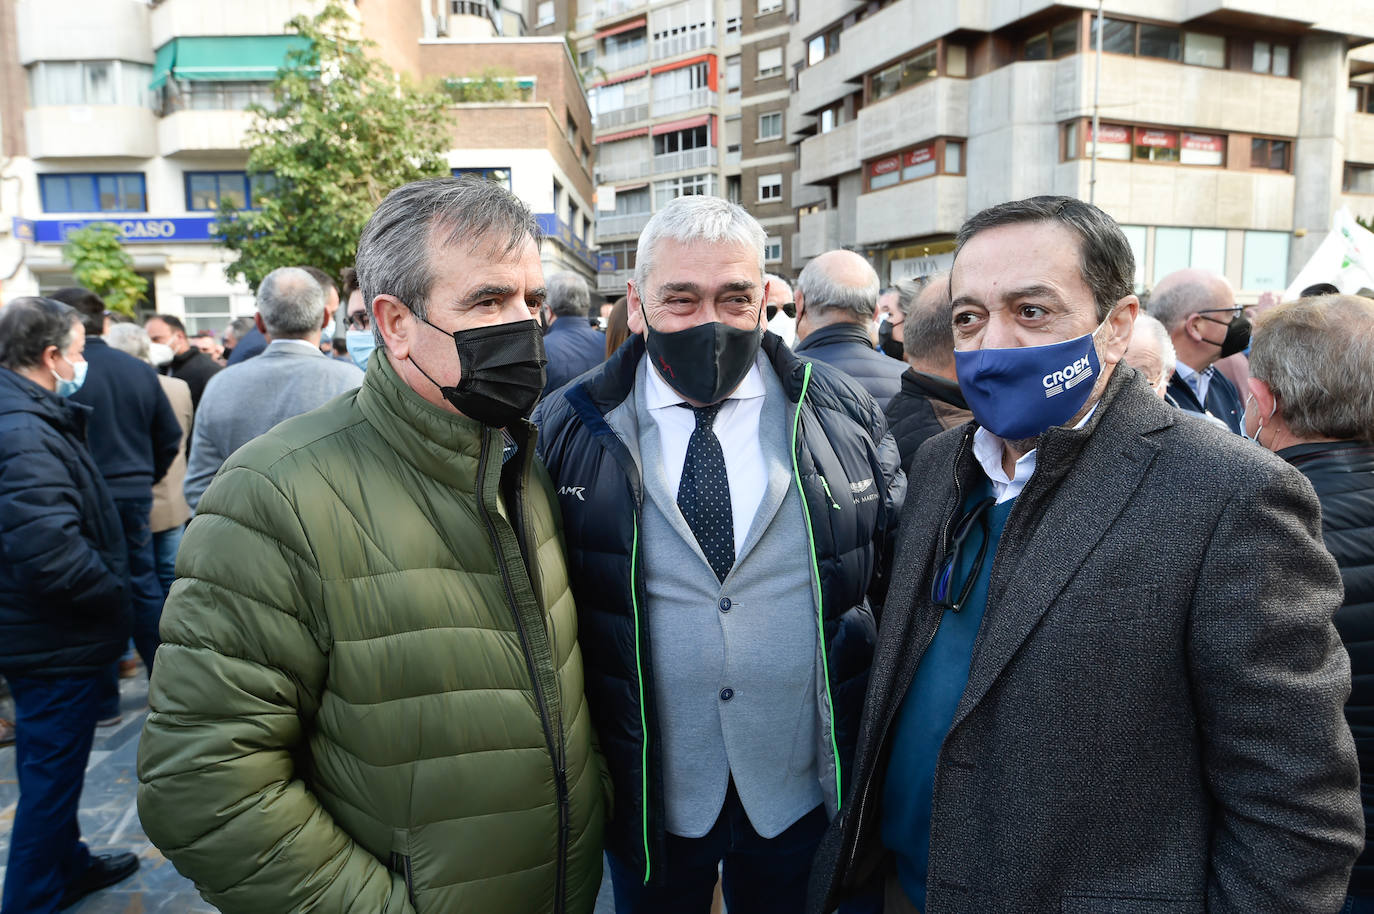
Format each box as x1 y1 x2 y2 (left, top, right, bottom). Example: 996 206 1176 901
1246 293 1374 910
52 289 180 695
0 297 140 913
145 313 221 408
882 274 969 472
809 196 1360 914
793 250 907 411
534 196 903 914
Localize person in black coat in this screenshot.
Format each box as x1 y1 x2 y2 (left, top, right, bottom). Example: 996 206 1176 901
882 274 970 473
51 288 181 695
144 313 221 408
0 297 140 912
1247 294 1374 911
540 271 608 398
793 250 908 411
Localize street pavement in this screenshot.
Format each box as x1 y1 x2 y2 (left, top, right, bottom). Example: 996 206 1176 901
0 673 617 913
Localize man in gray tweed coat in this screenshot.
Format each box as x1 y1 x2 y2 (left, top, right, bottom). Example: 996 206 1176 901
809 196 1363 914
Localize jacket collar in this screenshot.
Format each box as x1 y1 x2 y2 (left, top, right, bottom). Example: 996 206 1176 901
901 367 967 409
792 320 872 354
355 348 518 494
1278 440 1374 473
0 366 90 436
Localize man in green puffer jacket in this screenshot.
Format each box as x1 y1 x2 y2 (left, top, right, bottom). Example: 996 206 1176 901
137 177 606 914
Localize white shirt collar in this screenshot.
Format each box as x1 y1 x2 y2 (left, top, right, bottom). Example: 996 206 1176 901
1174 359 1213 399
644 358 766 410
268 338 323 354
972 403 1098 504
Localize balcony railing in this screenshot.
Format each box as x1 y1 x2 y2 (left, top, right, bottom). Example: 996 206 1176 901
599 45 648 73
598 212 652 237
597 103 650 130
652 88 714 117
593 0 643 22
597 268 636 291
653 146 717 174
597 157 654 183
652 29 710 60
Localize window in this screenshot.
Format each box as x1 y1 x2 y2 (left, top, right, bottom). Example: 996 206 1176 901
579 49 596 71
870 46 936 102
864 140 959 191
758 47 784 78
1253 41 1292 77
1137 24 1181 61
1250 137 1290 171
765 236 782 263
1242 231 1290 290
1071 122 1225 168
808 26 841 66
726 174 741 204
1134 128 1180 163
757 0 782 14
1344 164 1374 195
945 44 968 77
186 172 277 211
654 173 715 208
727 56 741 90
1183 32 1225 68
654 125 709 154
567 114 579 149
758 111 783 141
1180 132 1224 166
817 101 845 134
453 167 512 190
1152 227 1226 285
612 186 650 216
161 80 274 114
1085 123 1132 161
653 63 710 101
537 0 554 24
600 240 637 270
1024 19 1079 60
28 60 155 109
944 141 963 175
1097 18 1137 55
1349 85 1374 114
759 173 783 201
183 296 232 335
39 173 146 213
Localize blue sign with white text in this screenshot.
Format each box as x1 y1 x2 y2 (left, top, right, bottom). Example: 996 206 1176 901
32 217 220 244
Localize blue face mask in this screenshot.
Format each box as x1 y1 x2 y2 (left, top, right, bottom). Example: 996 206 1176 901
954 321 1105 440
53 357 88 398
345 329 375 371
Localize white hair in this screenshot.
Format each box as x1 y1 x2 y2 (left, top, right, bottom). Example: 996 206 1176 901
764 273 792 296
105 322 152 364
1132 312 1177 379
633 196 767 293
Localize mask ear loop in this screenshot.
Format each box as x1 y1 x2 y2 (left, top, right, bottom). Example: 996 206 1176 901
1246 392 1278 446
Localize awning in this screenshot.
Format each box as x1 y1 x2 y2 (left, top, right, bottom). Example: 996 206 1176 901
652 114 709 135
596 17 646 39
149 35 312 90
650 53 712 76
592 69 648 88
596 127 650 143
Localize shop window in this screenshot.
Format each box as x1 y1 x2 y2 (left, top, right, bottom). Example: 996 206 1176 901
864 140 960 191
1071 122 1225 168
40 173 147 213
1152 227 1226 285
183 296 233 335
1085 123 1132 161
1180 132 1224 166
186 171 278 211
1241 231 1290 290
1134 128 1180 163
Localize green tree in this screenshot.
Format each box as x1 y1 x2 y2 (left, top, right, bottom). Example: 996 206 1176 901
214 0 451 290
62 223 147 316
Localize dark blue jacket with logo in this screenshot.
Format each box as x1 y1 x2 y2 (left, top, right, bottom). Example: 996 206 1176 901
0 368 131 676
531 332 905 885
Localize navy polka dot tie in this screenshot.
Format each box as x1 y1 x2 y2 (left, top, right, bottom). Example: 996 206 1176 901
677 402 735 583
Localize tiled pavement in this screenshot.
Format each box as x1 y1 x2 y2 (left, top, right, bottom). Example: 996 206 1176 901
0 674 617 913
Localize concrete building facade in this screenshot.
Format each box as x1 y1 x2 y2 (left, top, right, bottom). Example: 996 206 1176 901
787 0 1374 298
0 0 597 329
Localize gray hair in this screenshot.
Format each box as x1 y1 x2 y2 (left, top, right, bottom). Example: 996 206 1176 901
899 273 954 364
105 322 152 363
954 195 1134 322
1249 295 1374 443
228 316 256 342
1126 313 1177 384
0 297 78 371
258 266 326 339
764 273 792 298
1148 273 1224 331
634 196 766 294
547 271 591 318
796 252 880 323
357 176 541 349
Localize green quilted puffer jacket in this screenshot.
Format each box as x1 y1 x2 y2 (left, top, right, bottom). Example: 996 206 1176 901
137 350 606 914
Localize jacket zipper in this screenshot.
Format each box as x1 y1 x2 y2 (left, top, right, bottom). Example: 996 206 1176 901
475 429 569 913
842 429 974 882
629 516 653 885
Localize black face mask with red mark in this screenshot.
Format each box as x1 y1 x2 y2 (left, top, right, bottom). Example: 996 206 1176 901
643 307 763 405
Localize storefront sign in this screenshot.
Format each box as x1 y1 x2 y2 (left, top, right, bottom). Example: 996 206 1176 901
535 213 597 269
11 218 35 243
1134 128 1178 148
870 155 900 177
905 146 934 167
1182 133 1224 152
32 217 220 244
1089 124 1130 144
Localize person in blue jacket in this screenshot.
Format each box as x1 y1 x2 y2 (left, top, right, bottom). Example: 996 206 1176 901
0 297 140 913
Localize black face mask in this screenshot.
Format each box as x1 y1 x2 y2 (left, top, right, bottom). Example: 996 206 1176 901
409 315 547 427
1198 314 1252 359
877 321 904 360
644 308 763 405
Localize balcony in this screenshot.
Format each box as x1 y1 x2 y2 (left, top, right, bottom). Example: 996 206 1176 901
1349 112 1374 167
855 175 967 246
25 106 158 159
18 0 151 65
597 268 636 292
857 78 968 161
598 45 649 74
158 109 255 156
798 118 860 186
653 146 717 174
653 88 715 117
798 209 839 260
652 29 710 61
597 103 650 130
150 0 322 49
597 158 654 183
598 212 652 237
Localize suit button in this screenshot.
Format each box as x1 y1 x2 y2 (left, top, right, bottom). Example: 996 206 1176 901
719 597 731 613
720 688 734 702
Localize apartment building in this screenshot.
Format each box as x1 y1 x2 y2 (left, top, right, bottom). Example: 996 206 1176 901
0 0 596 329
787 0 1374 297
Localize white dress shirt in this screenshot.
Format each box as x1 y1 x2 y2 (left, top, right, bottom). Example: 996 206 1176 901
644 358 768 553
972 405 1098 504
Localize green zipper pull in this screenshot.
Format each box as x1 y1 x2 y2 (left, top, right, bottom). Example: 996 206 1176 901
819 475 841 510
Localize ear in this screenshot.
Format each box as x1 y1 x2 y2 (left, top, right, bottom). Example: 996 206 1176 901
1247 376 1276 417
253 313 266 335
627 281 646 335
1100 295 1139 366
793 285 806 320
373 294 414 359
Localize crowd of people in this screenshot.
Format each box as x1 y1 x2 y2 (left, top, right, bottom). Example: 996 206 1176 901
0 175 1371 914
